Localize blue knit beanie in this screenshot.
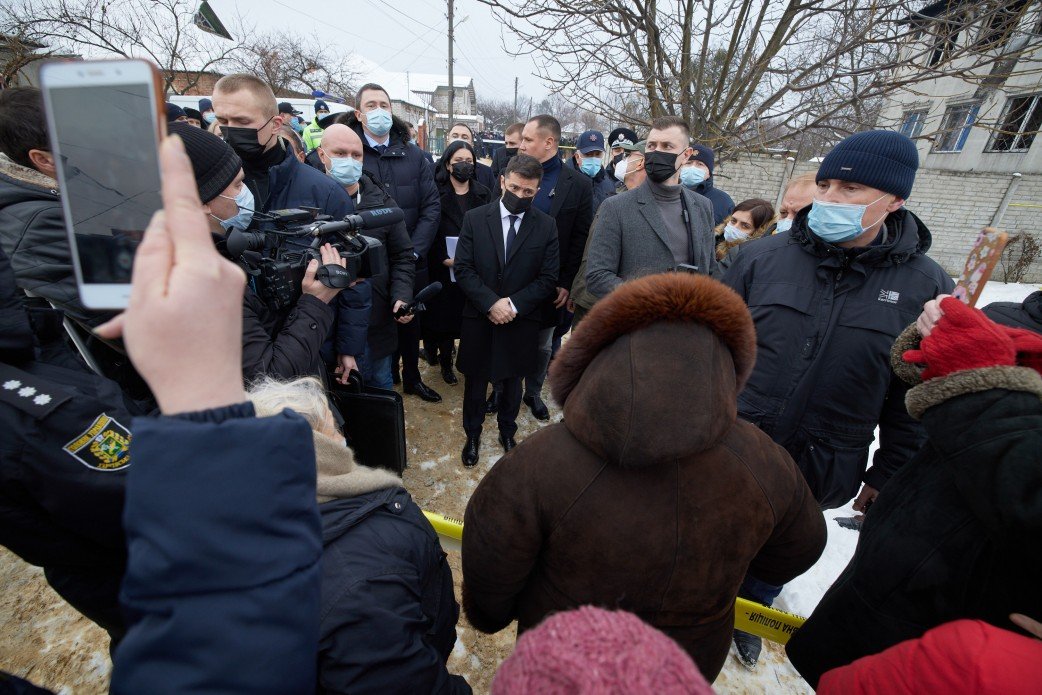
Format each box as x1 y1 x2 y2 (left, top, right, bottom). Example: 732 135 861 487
689 143 715 175
817 130 918 200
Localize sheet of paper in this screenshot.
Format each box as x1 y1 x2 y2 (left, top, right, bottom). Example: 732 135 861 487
446 236 459 283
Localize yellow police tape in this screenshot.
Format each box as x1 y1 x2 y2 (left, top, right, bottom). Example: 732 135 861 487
422 510 807 644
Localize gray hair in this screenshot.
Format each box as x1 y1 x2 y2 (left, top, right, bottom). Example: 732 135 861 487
247 376 331 431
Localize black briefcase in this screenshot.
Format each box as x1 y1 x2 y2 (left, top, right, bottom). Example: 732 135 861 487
327 371 407 475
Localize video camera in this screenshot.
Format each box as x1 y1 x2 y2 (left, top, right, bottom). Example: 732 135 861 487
225 207 404 312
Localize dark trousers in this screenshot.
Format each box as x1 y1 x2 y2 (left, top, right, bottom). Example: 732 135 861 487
397 315 421 384
463 374 522 438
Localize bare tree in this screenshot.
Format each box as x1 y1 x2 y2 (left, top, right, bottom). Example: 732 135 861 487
232 31 360 100
476 96 518 130
0 0 248 93
478 0 1042 155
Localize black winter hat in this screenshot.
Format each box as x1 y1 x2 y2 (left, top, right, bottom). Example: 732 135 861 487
168 122 242 204
689 143 715 175
817 130 919 200
607 127 638 149
165 102 186 122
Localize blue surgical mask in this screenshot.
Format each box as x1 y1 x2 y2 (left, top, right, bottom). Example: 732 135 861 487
723 224 748 243
807 194 890 244
291 116 304 134
680 166 706 188
365 108 393 137
775 218 793 234
216 185 255 232
203 111 216 124
328 156 363 186
579 156 602 177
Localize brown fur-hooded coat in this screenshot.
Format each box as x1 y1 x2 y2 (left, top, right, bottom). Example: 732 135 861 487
460 273 826 681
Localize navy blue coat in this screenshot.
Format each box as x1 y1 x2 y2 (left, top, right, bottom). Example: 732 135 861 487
723 208 954 509
112 404 322 695
688 178 734 226
318 486 470 694
343 115 441 276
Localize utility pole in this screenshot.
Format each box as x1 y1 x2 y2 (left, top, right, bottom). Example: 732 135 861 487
513 76 518 123
447 0 455 124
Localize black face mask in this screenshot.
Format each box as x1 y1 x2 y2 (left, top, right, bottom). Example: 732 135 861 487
605 151 625 181
450 161 475 182
502 189 533 215
644 150 682 183
221 117 275 162
504 147 519 157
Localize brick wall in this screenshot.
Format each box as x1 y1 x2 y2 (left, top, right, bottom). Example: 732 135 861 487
711 154 1042 283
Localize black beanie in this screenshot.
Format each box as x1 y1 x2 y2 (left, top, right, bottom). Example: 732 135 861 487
689 143 715 175
817 130 918 200
168 122 242 203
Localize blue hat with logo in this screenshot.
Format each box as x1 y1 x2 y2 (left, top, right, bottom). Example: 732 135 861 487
314 99 329 113
577 130 606 155
817 130 918 200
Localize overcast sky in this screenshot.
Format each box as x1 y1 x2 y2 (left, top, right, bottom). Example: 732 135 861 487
207 0 546 104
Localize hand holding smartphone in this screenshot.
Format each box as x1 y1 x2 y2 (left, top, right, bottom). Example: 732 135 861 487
40 59 165 309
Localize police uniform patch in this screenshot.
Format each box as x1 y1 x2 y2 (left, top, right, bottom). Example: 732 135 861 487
63 413 131 471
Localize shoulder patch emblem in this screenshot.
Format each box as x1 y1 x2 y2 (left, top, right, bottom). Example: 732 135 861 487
63 413 131 471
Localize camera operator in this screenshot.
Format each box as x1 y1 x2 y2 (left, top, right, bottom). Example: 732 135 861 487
208 77 368 382
166 122 349 383
317 124 415 389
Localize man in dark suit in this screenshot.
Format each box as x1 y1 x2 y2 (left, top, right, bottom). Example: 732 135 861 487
454 154 560 468
513 114 592 421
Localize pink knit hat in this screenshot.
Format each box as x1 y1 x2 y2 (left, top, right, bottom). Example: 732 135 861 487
492 606 714 694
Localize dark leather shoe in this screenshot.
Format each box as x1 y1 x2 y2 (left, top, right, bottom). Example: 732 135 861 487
462 435 480 467
441 368 458 385
485 390 500 415
498 433 517 452
404 380 442 403
524 394 550 421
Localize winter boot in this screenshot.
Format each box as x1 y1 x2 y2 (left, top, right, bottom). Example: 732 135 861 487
733 629 762 670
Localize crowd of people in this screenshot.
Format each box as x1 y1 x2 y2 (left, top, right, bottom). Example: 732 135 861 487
0 67 1041 695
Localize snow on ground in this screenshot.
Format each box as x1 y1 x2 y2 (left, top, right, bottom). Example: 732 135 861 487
2 281 1038 694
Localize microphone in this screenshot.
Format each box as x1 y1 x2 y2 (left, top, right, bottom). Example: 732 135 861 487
394 282 443 318
316 207 406 235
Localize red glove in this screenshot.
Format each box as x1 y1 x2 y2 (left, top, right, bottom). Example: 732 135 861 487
903 297 1019 380
1002 326 1042 376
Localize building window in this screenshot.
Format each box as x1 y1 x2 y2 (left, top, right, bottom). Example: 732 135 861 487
933 102 981 152
988 94 1042 152
898 109 928 138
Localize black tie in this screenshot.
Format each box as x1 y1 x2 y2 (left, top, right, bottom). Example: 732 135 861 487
375 144 387 154
506 215 518 259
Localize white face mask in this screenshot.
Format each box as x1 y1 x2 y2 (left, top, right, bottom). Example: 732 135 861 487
614 157 629 181
723 224 749 243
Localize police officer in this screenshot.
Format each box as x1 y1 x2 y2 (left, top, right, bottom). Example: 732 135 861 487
605 127 639 190
0 247 141 647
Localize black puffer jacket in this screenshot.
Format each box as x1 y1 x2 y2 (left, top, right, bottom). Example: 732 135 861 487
241 286 336 383
318 486 471 694
984 290 1042 334
722 208 954 508
337 113 440 275
0 154 98 327
786 358 1042 687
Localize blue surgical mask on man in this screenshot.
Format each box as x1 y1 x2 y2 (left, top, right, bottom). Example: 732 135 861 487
328 156 363 186
579 156 602 177
365 108 393 137
290 116 305 134
215 186 255 232
807 193 891 244
679 165 706 188
775 218 793 234
203 111 216 125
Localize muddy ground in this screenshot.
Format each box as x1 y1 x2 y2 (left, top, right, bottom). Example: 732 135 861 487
0 357 810 693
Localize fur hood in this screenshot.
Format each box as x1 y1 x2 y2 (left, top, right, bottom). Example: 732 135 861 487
549 273 756 466
0 152 58 203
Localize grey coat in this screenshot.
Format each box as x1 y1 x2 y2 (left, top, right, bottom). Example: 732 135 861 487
586 180 716 298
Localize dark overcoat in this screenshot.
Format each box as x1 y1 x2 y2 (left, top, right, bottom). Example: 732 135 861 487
453 202 558 381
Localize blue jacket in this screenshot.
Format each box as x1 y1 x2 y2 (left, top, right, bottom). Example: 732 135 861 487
318 486 471 694
344 115 441 271
688 178 734 226
112 404 322 695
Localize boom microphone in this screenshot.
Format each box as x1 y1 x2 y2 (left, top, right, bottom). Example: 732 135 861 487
394 282 443 318
316 207 406 235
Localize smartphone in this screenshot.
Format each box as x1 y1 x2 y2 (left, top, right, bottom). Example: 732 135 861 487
40 59 165 309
